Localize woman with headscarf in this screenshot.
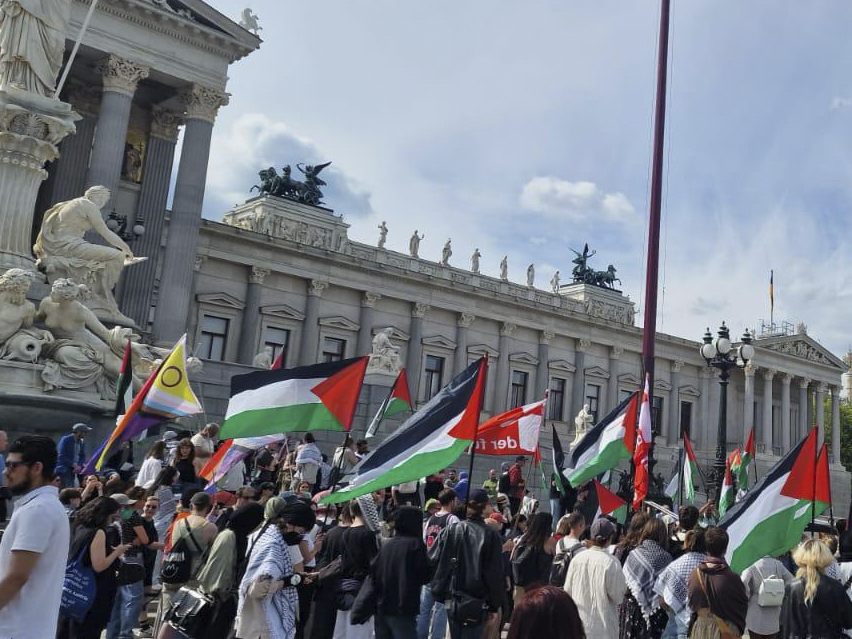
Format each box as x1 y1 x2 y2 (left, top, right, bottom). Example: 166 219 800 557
620 518 672 639
236 500 316 639
334 498 380 639
197 502 264 639
367 506 429 639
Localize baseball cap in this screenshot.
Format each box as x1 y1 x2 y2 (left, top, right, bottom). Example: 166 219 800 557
72 423 92 433
112 494 134 506
162 430 178 441
424 498 439 512
468 488 489 505
590 517 617 541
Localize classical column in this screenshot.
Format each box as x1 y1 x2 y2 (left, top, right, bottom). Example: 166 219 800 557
780 374 792 453
356 292 380 356
570 339 590 424
298 279 327 366
537 330 554 397
85 55 149 199
151 84 229 344
699 368 712 450
832 386 841 464
607 346 623 412
798 378 811 438
743 362 755 440
406 303 429 400
494 322 517 413
454 313 475 375
762 369 775 456
816 383 827 447
49 85 100 205
236 267 269 364
120 107 183 325
668 360 682 442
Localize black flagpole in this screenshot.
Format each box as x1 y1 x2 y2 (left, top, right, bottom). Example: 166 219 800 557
464 356 489 512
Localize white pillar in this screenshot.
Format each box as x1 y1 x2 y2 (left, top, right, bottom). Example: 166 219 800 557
406 303 429 400
356 292 380 356
298 279 328 365
495 322 517 413
762 369 775 456
816 383 827 448
743 362 755 439
780 374 792 453
454 313 475 375
668 360 682 442
570 339 590 424
699 368 712 450
537 330 554 397
237 267 269 364
832 386 842 464
607 346 623 412
798 378 811 438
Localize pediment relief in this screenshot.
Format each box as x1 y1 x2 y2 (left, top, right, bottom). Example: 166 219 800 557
260 304 305 321
585 365 610 380
678 384 701 397
468 343 499 358
422 335 457 350
196 292 245 310
549 359 576 374
618 372 641 386
319 316 359 331
655 379 673 392
758 336 845 369
509 352 539 366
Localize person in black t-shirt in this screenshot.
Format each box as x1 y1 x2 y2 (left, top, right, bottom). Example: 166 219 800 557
305 504 352 639
423 472 445 502
336 499 380 637
107 488 150 639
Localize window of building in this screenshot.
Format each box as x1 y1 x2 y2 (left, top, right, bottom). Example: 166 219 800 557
510 370 529 408
652 395 664 435
619 388 634 402
263 326 290 365
321 337 346 362
548 378 566 420
679 401 692 438
198 314 229 361
585 384 601 423
423 355 445 400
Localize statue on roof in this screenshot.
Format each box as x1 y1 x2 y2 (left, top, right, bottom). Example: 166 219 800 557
239 8 262 35
250 161 332 206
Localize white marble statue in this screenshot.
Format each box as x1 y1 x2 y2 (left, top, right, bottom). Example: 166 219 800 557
33 186 140 325
367 327 401 373
526 263 535 287
238 7 261 35
37 279 166 398
471 248 481 274
0 268 51 362
570 403 594 447
409 230 424 257
551 270 560 293
253 346 274 369
500 256 508 281
0 0 71 97
377 221 388 249
441 239 452 266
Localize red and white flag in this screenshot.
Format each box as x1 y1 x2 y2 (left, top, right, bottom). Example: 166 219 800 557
633 374 652 508
473 396 546 459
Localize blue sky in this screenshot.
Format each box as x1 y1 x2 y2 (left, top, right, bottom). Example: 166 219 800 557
202 1 852 356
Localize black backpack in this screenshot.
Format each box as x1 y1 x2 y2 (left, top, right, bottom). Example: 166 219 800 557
161 521 203 585
498 472 511 495
548 539 583 587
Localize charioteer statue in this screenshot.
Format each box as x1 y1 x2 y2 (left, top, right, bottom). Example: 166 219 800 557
569 243 622 290
250 161 332 206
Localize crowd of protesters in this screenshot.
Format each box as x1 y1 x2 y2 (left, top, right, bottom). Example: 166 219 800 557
0 425 852 639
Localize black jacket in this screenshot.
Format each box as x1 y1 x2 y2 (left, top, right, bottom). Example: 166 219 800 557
783 574 852 638
372 535 429 616
428 517 505 611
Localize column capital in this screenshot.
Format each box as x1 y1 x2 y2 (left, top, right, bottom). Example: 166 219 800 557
457 312 476 328
412 302 430 318
671 359 684 373
249 266 269 284
610 345 624 360
743 361 757 376
150 106 184 141
817 382 828 394
540 328 555 344
798 377 811 389
361 291 381 308
780 373 793 385
576 338 592 353
181 84 230 124
500 322 517 337
308 279 328 297
762 368 777 380
98 55 149 96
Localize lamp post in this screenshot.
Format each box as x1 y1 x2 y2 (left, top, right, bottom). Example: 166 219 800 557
700 322 755 505
106 211 145 242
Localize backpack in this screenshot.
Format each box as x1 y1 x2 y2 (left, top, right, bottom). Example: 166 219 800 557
549 538 583 587
498 472 511 495
60 539 97 622
755 562 786 607
161 521 203 585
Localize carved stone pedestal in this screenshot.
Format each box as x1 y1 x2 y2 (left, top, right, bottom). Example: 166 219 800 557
0 88 77 271
558 283 636 326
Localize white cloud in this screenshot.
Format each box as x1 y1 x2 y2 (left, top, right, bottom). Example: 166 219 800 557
519 176 637 223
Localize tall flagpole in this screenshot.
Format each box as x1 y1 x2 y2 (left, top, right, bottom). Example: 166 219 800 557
640 0 672 489
464 356 489 511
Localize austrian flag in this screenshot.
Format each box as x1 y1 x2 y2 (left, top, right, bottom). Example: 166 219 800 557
474 397 546 457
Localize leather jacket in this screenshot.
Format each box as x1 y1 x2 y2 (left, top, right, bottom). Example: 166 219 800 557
428 517 505 611
783 574 852 638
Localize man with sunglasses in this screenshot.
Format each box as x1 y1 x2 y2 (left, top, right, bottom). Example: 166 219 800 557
0 435 69 639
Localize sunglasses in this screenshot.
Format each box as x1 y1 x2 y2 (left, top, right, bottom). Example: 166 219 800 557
5 461 33 471
144 504 159 510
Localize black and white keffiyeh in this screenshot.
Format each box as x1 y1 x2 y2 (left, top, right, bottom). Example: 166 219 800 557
624 539 673 620
654 551 704 622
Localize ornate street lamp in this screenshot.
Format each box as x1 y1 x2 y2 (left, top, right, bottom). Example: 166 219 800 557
700 322 755 506
106 211 145 242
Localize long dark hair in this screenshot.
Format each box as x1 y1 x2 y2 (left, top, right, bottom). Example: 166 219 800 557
175 438 195 463
146 441 166 460
616 512 650 554
149 466 177 495
73 496 120 530
520 512 553 550
507 586 585 639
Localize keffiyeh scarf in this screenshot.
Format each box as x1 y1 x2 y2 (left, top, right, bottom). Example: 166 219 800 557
655 551 704 624
356 494 382 533
295 443 323 466
624 539 673 620
238 526 298 639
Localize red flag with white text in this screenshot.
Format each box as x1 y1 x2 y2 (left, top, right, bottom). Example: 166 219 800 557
474 396 546 458
633 374 652 509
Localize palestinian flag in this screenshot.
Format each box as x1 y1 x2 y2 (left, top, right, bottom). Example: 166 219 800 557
365 369 414 438
473 396 545 457
816 443 831 516
220 356 369 439
633 375 652 509
719 459 735 517
720 428 829 573
738 428 755 490
683 431 698 503
594 479 628 524
115 339 133 418
551 424 570 497
321 358 487 504
566 391 639 488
